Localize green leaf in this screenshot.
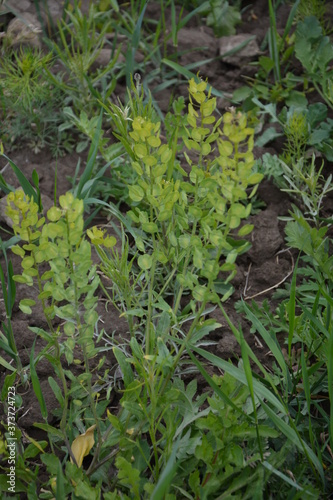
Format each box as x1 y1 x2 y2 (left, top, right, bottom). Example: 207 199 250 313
207 1 241 37
179 235 191 249
262 461 308 493
0 154 40 208
75 480 100 499
116 457 141 499
241 301 290 385
161 59 224 98
191 346 286 414
19 303 33 315
74 111 102 200
128 184 144 202
238 224 253 237
138 254 153 270
13 274 33 285
261 400 324 483
0 355 16 372
151 440 180 500
41 453 61 474
23 440 47 459
47 206 62 222
34 423 63 439
11 245 25 257
20 298 36 307
142 222 158 233
56 460 66 500
30 340 48 420
21 256 35 270
113 347 134 388
48 377 64 407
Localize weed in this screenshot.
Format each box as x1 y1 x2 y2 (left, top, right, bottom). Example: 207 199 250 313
295 15 333 110
0 47 68 155
296 0 330 34
1 2 333 497
44 2 121 116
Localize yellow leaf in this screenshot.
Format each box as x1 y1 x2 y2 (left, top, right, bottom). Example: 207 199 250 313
70 424 96 467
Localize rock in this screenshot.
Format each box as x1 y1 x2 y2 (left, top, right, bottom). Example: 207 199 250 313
5 13 42 48
3 0 31 13
90 48 125 72
45 0 63 19
219 34 260 66
176 27 216 53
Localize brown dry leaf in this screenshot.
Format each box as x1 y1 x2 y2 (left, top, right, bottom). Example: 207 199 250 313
70 424 96 468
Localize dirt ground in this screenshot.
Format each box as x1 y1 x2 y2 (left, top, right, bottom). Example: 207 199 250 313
0 0 332 447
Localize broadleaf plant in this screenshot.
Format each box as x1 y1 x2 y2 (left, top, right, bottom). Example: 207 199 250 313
103 77 263 309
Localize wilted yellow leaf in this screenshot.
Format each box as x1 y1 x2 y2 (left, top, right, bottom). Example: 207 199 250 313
70 424 96 467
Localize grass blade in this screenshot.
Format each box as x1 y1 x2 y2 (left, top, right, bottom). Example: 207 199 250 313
261 400 324 484
74 112 102 200
191 346 286 414
56 459 66 499
242 300 290 390
262 460 311 494
327 301 333 450
151 439 179 500
186 348 252 420
161 59 224 98
30 340 48 421
240 333 263 459
301 347 315 454
268 0 281 83
282 0 300 44
125 3 147 88
0 153 40 207
288 262 297 357
0 353 16 372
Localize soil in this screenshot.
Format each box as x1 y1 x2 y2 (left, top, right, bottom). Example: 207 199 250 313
0 0 332 490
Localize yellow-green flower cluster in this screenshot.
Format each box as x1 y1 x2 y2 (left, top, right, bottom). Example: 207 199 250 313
185 78 219 157
87 226 116 248
6 189 42 242
129 116 160 143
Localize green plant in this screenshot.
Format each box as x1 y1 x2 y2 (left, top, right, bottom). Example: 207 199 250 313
1 189 117 495
181 0 241 37
280 157 333 223
208 0 242 36
234 206 333 494
233 0 300 108
201 301 327 497
281 107 309 163
296 0 330 34
44 2 121 116
0 240 23 379
1 185 309 499
295 15 333 110
32 0 69 39
102 78 262 309
0 47 69 155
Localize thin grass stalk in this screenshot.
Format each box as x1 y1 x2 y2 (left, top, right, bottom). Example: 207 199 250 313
268 0 281 83
240 333 264 460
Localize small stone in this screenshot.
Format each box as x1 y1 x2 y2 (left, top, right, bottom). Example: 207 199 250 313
6 13 42 48
176 27 216 53
4 0 31 12
219 34 260 66
90 48 125 72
